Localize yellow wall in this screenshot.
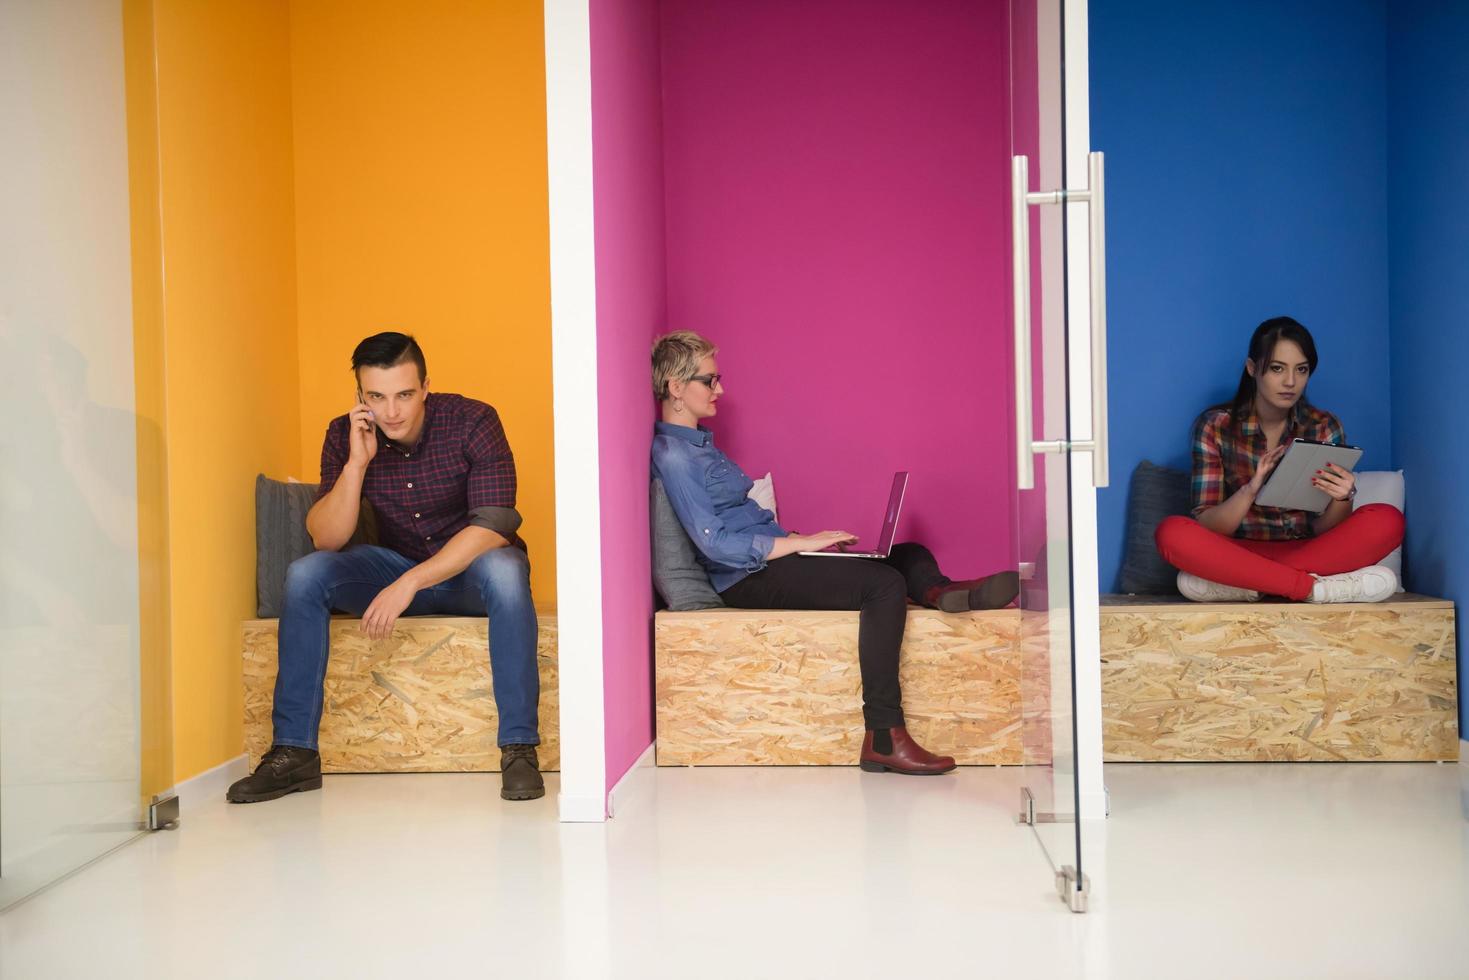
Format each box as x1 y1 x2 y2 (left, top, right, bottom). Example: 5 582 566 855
125 0 555 783
148 0 303 782
122 0 175 800
290 0 557 604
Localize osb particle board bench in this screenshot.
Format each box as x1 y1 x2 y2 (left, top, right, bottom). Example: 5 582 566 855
242 615 559 773
1100 594 1458 762
654 607 1023 766
654 596 1458 768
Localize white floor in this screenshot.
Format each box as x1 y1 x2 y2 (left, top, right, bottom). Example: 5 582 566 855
2 760 1466 980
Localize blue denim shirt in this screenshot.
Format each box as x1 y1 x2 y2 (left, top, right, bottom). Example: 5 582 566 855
651 421 787 592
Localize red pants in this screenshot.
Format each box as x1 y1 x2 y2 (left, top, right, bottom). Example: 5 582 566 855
1155 504 1405 600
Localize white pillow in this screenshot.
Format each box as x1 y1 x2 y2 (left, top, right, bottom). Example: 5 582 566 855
1353 469 1405 591
748 472 778 523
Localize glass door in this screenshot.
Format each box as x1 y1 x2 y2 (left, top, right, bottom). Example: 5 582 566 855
1008 0 1108 912
1 0 174 911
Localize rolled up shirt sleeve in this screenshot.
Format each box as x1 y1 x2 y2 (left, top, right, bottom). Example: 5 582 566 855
469 505 522 538
655 449 771 571
464 405 521 534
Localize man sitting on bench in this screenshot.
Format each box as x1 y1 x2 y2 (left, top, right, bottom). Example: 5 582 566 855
228 332 543 804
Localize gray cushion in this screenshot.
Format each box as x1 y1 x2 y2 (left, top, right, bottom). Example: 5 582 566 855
1118 460 1191 596
255 475 376 617
255 476 318 617
650 479 725 611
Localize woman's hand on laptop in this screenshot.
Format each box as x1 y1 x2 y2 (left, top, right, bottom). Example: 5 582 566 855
769 530 857 560
800 530 858 552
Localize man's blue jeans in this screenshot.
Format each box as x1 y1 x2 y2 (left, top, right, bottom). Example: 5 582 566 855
271 545 539 750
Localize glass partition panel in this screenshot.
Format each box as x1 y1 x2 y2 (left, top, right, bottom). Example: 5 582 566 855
1 0 158 910
1009 0 1084 907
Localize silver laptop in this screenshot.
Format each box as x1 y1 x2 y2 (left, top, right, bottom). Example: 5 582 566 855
799 471 909 558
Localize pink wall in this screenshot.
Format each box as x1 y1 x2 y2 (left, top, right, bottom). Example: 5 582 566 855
660 0 1016 578
590 0 664 794
590 0 1017 797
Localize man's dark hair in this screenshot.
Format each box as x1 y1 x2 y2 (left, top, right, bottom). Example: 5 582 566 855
352 332 427 384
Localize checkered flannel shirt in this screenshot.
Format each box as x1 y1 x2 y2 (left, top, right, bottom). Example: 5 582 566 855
316 392 522 561
1190 402 1346 541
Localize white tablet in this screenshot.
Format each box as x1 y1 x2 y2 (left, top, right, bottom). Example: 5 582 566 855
1254 438 1363 513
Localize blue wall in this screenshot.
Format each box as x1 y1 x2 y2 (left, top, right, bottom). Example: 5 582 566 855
1091 0 1393 590
1388 1 1469 733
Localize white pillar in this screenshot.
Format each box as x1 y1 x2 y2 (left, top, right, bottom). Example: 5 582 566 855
543 0 607 822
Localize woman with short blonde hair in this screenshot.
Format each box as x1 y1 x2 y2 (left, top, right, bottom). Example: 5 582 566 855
651 330 717 403
650 330 1018 776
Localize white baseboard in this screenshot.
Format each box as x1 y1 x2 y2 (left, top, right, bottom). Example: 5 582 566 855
175 754 249 812
559 793 607 823
606 743 656 819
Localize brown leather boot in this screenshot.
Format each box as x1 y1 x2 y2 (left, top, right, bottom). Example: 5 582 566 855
859 727 956 775
500 744 545 801
226 745 322 803
925 570 1021 612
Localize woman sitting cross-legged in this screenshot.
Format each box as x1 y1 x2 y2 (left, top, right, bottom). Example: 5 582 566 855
650 331 1019 776
1155 316 1404 603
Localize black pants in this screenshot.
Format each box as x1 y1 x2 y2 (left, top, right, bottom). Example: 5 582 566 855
719 542 950 730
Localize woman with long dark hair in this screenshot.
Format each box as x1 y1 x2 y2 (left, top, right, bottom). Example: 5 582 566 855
1155 316 1404 603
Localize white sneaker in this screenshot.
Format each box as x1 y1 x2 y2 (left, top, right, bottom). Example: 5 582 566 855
1308 565 1398 604
1177 572 1260 603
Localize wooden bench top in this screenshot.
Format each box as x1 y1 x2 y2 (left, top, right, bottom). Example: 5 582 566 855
1100 592 1452 613
654 606 1018 622
243 609 558 629
655 597 1455 620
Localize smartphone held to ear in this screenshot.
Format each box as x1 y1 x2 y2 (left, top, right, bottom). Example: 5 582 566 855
356 389 375 421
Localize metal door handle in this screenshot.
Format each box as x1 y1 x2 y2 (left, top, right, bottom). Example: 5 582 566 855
1008 152 1110 490
1011 155 1036 491
1086 152 1109 488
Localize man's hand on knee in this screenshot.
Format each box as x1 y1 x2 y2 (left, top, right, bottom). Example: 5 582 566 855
360 577 417 639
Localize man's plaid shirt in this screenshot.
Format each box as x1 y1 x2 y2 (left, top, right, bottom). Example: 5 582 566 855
1190 402 1345 541
316 392 522 561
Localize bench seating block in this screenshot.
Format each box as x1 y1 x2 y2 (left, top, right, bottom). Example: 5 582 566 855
655 608 1022 766
243 615 559 772
1100 595 1458 762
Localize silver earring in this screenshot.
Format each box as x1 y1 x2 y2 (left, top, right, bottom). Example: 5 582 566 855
674 399 685 413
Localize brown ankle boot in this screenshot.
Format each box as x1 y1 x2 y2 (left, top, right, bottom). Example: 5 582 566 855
859 727 956 775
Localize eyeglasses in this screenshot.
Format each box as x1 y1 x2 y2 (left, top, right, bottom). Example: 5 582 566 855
688 373 722 389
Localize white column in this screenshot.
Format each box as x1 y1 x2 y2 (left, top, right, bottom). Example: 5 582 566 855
543 0 607 822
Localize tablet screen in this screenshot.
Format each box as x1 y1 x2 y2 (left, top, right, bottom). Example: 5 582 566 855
1255 439 1363 513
